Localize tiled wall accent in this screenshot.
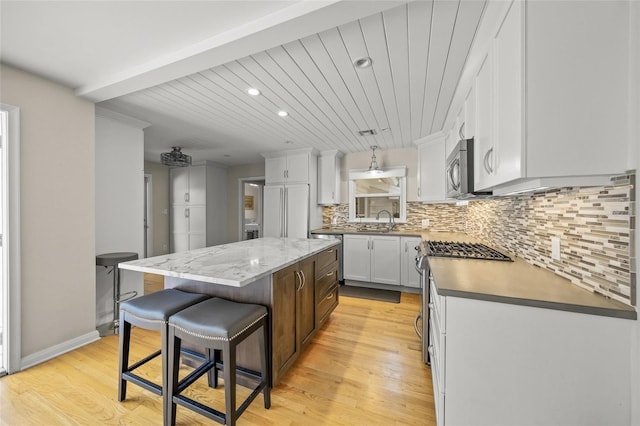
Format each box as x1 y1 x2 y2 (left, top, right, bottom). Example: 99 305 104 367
321 176 636 306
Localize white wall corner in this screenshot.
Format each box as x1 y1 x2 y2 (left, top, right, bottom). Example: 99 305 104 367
20 331 100 371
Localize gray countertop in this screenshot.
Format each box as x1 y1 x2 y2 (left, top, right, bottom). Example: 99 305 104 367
118 237 340 287
423 232 636 320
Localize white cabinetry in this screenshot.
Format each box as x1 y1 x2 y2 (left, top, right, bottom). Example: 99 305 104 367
343 234 400 285
265 151 311 184
416 133 447 203
400 237 421 288
170 164 227 253
472 0 628 193
429 279 632 426
317 150 342 205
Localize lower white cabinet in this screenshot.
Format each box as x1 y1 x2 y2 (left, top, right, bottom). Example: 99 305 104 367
429 278 633 426
400 237 421 288
343 234 400 285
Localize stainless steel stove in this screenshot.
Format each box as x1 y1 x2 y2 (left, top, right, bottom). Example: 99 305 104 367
415 240 512 367
424 240 512 262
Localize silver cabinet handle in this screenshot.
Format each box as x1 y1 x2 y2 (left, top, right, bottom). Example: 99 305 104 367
326 271 334 277
326 292 334 300
300 270 305 290
414 313 422 339
483 147 494 174
327 249 334 253
428 302 434 310
459 122 465 139
184 208 189 218
428 345 434 357
295 270 303 291
279 187 284 238
448 158 460 191
417 187 421 198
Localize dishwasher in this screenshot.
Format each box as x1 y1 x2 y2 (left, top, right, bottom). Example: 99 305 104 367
310 233 343 283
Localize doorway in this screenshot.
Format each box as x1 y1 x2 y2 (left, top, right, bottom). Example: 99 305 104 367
239 178 265 241
0 103 21 375
143 174 153 258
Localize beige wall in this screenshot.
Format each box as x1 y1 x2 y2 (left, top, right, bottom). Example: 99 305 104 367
340 146 419 203
0 64 96 357
226 163 265 243
144 161 170 256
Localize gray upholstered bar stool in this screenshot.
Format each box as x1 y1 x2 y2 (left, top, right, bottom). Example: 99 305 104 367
118 289 210 406
165 297 270 426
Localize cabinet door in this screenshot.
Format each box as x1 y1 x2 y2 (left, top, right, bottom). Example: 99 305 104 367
297 256 316 347
318 154 339 205
263 185 284 238
171 206 188 234
171 233 189 253
285 184 309 239
401 237 422 288
188 233 206 250
170 167 189 205
188 166 207 205
464 86 476 139
493 0 523 185
370 236 401 285
285 153 309 183
417 139 446 202
265 157 287 184
343 234 371 281
474 51 494 191
188 205 206 234
272 263 300 384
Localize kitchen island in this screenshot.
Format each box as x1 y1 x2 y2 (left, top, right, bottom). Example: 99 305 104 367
119 237 341 385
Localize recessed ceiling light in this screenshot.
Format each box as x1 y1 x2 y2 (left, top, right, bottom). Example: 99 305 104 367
247 88 261 96
354 57 373 69
278 110 289 117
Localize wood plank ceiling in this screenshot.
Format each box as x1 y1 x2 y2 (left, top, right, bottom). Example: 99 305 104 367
101 0 486 165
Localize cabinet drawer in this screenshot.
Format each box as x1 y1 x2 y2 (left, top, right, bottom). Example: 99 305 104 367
316 263 339 299
316 246 339 275
316 284 339 325
429 315 445 392
429 277 446 332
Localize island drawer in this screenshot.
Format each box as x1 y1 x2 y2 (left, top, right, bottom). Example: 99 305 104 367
316 246 339 276
316 283 339 326
316 263 339 298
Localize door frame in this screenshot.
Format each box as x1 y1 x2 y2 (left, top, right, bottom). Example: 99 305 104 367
1 103 22 374
237 176 265 241
144 174 153 258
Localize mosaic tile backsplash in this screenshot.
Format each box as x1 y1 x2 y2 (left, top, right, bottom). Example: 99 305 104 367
322 175 636 306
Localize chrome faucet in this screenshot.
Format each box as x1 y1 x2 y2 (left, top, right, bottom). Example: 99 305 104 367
376 209 395 231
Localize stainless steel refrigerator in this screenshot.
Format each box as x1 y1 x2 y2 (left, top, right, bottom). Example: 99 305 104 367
263 184 309 238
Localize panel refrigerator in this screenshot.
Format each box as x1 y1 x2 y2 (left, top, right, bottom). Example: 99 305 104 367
263 184 309 238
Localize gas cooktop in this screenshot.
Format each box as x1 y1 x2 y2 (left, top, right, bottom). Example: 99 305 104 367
425 240 512 262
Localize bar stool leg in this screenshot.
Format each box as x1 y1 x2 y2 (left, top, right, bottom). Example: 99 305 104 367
118 311 131 401
260 320 271 409
223 342 237 426
165 328 180 426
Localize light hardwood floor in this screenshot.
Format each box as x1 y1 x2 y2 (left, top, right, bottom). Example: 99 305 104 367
1 275 435 425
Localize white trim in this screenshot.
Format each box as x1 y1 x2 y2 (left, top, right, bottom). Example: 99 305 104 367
95 106 151 129
414 132 445 146
20 331 100 371
144 173 153 258
237 177 265 241
0 103 21 374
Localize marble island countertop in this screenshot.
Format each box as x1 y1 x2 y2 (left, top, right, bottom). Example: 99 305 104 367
119 237 340 287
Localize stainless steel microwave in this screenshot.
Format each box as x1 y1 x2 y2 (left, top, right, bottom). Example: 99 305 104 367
445 138 489 198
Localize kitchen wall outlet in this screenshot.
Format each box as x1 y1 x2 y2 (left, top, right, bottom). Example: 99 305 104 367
551 237 561 261
421 219 430 229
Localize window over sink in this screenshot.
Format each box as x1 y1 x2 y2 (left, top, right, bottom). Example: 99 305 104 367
348 167 406 223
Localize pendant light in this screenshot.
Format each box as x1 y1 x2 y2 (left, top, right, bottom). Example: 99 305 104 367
368 145 380 172
161 146 192 167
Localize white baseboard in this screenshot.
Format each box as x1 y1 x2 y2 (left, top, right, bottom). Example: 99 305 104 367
20 330 101 371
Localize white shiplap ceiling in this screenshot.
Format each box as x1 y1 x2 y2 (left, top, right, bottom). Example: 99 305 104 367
2 1 486 166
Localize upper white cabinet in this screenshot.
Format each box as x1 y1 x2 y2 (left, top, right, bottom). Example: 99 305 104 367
472 0 628 193
170 163 227 253
416 133 447 203
463 86 476 139
317 150 342 205
264 149 314 184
